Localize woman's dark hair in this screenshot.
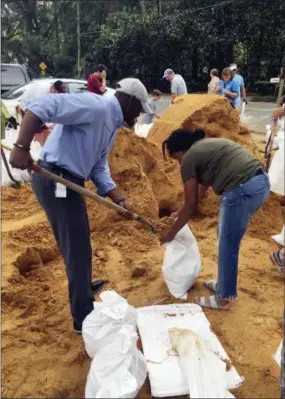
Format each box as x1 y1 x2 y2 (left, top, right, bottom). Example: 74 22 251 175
95 64 107 72
222 68 233 80
210 68 219 77
152 89 162 97
162 128 206 159
53 80 65 93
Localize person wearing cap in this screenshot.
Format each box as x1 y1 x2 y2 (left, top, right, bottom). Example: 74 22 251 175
229 63 247 110
163 69 187 104
87 64 107 95
9 77 152 334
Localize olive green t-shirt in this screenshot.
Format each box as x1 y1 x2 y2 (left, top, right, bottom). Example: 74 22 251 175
180 138 262 195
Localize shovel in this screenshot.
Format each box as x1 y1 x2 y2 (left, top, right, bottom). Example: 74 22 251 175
1 143 156 233
1 147 21 188
264 122 277 172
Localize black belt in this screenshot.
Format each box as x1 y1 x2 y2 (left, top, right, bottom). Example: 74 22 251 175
38 160 85 186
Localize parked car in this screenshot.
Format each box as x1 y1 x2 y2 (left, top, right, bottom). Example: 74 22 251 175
1 78 116 129
1 63 32 95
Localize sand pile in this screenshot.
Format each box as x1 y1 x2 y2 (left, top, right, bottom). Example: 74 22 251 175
149 94 260 157
1 96 284 399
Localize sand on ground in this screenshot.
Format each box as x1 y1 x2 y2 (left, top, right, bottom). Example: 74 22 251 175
1 95 284 398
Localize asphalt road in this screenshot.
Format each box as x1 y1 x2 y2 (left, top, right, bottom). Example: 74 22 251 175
155 95 276 135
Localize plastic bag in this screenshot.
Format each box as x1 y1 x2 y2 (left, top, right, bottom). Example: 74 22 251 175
1 131 42 186
135 123 153 138
169 328 234 398
269 131 284 196
82 291 137 359
162 224 201 299
85 325 147 399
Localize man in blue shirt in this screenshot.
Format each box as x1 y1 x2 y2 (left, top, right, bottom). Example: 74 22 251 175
230 63 247 111
9 78 152 333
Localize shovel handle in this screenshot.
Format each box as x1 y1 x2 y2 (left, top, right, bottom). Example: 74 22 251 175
31 162 129 215
265 122 277 172
1 143 156 232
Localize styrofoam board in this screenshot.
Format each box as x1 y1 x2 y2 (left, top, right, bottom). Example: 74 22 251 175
137 304 244 398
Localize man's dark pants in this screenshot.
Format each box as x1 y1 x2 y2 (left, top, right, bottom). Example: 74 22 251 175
31 169 94 328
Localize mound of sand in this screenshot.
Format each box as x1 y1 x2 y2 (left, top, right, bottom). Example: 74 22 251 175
149 94 260 157
1 96 284 399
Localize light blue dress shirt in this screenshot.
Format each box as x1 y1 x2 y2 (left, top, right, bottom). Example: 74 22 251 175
218 79 240 107
27 92 124 195
233 74 245 105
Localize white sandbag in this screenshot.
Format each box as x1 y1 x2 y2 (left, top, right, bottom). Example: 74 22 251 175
82 290 137 359
272 225 285 247
169 328 231 398
85 325 147 399
135 123 153 138
1 132 42 186
162 224 201 299
1 147 31 186
268 134 284 196
273 340 282 367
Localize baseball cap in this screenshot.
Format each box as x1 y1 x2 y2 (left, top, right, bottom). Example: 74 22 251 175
163 68 174 78
229 63 237 71
116 78 152 114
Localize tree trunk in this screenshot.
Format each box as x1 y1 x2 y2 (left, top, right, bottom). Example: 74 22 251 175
77 0 81 77
157 0 162 15
54 1 60 53
140 0 146 16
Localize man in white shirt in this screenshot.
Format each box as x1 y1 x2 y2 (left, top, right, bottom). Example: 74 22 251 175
20 80 55 146
163 69 187 103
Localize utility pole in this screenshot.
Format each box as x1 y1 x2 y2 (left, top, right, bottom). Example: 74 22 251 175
77 0 81 77
140 0 146 17
158 0 162 15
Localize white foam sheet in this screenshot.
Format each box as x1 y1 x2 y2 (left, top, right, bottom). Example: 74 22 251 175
137 304 244 398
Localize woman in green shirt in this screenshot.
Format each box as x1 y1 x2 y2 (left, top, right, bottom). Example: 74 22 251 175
160 128 270 310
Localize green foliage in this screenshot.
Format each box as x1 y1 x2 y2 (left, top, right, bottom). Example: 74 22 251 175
1 0 285 89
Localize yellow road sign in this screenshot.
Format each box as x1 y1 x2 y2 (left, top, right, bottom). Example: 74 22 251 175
39 62 47 70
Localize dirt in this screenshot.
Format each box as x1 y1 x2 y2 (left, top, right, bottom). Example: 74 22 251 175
1 95 284 399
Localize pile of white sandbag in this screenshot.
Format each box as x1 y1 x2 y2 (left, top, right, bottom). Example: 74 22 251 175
83 291 147 399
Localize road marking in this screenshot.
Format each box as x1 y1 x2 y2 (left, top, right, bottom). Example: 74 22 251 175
246 107 274 112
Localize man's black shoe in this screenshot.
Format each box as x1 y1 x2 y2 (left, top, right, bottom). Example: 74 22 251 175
92 280 105 294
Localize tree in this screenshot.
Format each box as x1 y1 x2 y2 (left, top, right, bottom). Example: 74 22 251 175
1 0 284 89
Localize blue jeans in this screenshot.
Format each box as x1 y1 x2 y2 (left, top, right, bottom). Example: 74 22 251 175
217 172 270 300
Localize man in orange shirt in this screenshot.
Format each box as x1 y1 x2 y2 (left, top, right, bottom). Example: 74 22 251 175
87 64 107 95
